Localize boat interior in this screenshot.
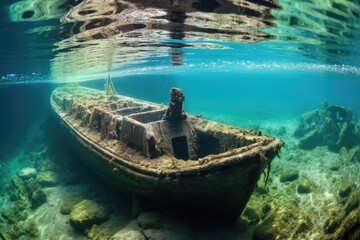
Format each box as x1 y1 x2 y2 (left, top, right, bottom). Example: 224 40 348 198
53 87 262 162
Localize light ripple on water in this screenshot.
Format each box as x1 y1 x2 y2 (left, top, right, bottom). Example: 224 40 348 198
1 61 359 84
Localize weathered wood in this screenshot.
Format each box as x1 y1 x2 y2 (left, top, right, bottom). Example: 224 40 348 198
51 86 284 221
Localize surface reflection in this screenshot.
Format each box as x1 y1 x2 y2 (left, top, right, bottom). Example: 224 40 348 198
41 0 281 78
271 0 360 64
3 0 360 80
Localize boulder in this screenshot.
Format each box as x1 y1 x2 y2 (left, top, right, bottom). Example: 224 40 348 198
348 147 360 162
280 170 299 183
297 178 314 194
294 101 359 151
35 158 56 172
137 212 164 230
60 196 81 215
69 199 108 232
110 221 145 240
339 182 353 198
30 189 47 209
23 178 47 209
87 216 129 240
17 168 38 180
36 171 59 187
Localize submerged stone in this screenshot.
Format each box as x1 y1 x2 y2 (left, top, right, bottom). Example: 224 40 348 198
7 220 39 239
110 221 145 240
23 178 47 209
243 207 260 225
348 147 360 162
60 195 81 215
280 170 299 182
69 199 108 232
36 171 59 187
17 168 38 180
294 101 359 151
87 216 129 240
35 157 57 172
137 212 164 230
298 129 323 150
30 189 47 209
297 178 314 194
339 182 353 198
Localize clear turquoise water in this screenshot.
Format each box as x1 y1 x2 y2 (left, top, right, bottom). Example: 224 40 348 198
1 0 360 239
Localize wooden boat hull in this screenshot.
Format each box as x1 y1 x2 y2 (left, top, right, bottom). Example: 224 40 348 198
51 86 284 221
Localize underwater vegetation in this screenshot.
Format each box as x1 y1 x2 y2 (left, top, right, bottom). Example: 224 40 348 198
0 97 360 239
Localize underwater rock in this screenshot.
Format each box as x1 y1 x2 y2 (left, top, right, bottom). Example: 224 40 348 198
339 147 348 161
348 147 360 162
35 157 57 172
7 176 27 202
31 189 47 209
294 101 359 151
23 178 47 209
137 212 164 230
13 195 30 212
280 169 299 182
7 220 39 239
110 221 145 240
1 209 18 224
242 195 272 226
87 216 129 240
60 195 81 215
339 182 353 198
253 203 310 240
243 207 261 225
298 129 323 150
69 199 108 232
255 185 269 195
297 178 314 194
17 167 38 180
36 170 59 187
332 209 360 240
7 175 45 209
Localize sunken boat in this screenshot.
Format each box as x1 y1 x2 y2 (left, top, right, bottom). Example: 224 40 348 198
50 78 284 221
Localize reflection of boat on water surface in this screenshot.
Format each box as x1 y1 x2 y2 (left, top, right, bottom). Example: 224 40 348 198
4 0 359 80
50 83 284 221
